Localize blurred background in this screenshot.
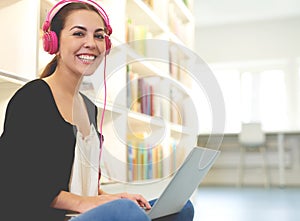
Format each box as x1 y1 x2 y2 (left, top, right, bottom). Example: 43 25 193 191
194 0 300 134
193 0 300 187
193 1 300 220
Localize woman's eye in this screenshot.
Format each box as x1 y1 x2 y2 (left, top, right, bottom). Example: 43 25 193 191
95 33 105 40
73 32 84 37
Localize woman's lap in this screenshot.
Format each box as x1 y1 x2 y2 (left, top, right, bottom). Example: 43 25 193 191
70 198 194 221
71 199 150 221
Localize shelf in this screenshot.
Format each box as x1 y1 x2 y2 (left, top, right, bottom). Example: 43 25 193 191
127 111 166 129
130 60 168 78
126 0 192 47
126 110 193 136
129 61 192 96
169 0 194 24
89 91 194 136
167 31 186 46
170 122 193 136
111 42 193 98
0 69 30 85
126 0 168 36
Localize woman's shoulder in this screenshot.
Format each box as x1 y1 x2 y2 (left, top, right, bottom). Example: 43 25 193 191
6 79 52 111
12 79 50 100
20 78 49 93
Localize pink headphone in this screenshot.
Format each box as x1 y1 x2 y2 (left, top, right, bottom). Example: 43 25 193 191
42 0 112 55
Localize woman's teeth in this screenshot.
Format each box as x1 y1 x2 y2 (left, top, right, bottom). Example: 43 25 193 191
78 55 96 62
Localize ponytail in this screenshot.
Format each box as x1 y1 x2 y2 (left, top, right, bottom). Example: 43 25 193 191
40 56 58 78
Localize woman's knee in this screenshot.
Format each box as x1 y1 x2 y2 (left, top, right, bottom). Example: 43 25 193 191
184 200 194 218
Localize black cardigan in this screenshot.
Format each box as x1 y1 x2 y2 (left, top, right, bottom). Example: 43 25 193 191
0 79 99 221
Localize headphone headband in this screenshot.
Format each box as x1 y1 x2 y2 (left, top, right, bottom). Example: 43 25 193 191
43 0 112 35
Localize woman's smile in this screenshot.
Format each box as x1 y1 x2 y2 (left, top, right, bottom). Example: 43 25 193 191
76 53 97 65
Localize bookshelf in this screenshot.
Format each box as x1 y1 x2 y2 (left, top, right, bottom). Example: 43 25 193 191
121 0 197 183
0 0 197 185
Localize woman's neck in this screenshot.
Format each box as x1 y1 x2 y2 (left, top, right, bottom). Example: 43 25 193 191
46 68 82 97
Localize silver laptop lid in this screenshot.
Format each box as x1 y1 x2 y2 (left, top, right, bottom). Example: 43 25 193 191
148 146 220 219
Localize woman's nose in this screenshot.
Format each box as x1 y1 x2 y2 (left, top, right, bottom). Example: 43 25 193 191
83 34 96 49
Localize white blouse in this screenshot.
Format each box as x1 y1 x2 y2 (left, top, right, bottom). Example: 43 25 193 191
69 124 100 196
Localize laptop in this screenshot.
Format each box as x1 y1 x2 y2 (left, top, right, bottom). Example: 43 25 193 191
66 146 220 220
146 146 220 219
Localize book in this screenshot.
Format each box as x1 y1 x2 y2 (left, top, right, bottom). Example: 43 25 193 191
126 65 140 112
127 141 134 182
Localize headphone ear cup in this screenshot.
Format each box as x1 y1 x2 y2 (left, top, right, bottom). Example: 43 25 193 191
42 31 58 55
105 35 111 55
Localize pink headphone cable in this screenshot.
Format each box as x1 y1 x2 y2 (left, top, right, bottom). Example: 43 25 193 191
98 54 107 189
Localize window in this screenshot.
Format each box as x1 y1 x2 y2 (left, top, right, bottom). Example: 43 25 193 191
259 70 288 131
196 66 295 133
240 72 253 122
214 69 241 133
241 69 288 131
194 68 241 134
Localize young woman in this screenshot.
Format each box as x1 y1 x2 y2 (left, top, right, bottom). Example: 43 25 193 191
0 1 194 220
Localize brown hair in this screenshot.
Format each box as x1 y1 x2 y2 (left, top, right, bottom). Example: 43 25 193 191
40 2 104 78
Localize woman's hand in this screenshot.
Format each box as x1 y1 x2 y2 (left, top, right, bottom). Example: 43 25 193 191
99 188 151 210
112 192 151 210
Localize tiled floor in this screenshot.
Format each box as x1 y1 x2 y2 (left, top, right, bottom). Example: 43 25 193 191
191 186 300 221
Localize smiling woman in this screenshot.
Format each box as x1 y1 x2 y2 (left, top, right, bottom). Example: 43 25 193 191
0 1 195 221
0 1 151 221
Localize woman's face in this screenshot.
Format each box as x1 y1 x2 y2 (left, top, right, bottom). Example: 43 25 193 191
58 9 106 76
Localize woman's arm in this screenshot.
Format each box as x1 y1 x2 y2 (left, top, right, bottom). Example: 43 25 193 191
51 190 121 213
52 188 151 213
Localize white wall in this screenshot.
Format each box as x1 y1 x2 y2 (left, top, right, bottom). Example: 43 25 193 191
195 17 300 63
0 0 39 79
